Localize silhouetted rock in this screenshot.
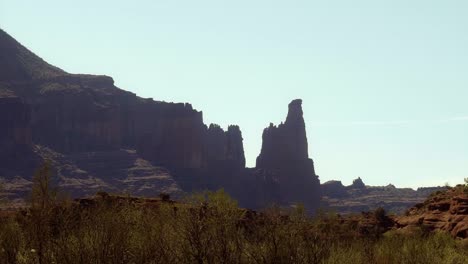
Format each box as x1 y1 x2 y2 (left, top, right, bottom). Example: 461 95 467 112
256 99 308 167
350 177 366 189
136 102 206 169
255 99 321 212
0 95 40 196
322 180 348 198
0 29 65 81
0 96 31 147
0 29 323 212
205 124 245 170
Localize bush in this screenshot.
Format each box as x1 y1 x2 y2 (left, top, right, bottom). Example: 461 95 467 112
159 192 170 202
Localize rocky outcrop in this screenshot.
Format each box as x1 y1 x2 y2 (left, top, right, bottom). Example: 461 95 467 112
321 180 348 198
349 177 366 189
256 99 309 167
255 99 321 211
395 186 468 239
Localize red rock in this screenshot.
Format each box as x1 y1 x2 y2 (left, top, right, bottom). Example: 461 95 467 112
395 187 468 239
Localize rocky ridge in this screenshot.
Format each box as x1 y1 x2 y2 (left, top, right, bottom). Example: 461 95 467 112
322 178 448 214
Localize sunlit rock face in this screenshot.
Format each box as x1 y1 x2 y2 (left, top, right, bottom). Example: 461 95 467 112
255 99 321 212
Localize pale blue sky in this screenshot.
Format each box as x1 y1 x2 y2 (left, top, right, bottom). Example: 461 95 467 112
2 0 467 188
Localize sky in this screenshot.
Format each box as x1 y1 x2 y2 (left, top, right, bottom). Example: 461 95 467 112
1 0 467 188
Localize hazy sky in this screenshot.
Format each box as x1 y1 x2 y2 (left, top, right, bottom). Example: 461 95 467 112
2 0 467 188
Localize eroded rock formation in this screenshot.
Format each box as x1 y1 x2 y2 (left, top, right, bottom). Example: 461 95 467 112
256 99 309 167
350 177 366 189
321 180 348 198
0 29 321 212
254 99 321 211
321 177 448 215
395 186 468 239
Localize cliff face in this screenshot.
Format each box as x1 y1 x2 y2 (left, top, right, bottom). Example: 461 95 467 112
135 102 207 169
0 96 31 147
205 124 246 170
0 95 39 182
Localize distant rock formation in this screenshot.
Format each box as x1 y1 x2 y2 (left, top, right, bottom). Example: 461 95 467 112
321 177 449 214
321 180 348 198
350 177 366 189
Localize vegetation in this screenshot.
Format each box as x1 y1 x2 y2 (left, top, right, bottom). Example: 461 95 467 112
0 166 467 263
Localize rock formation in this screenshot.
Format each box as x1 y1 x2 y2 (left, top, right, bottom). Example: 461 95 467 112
321 177 448 215
255 99 321 211
0 29 322 212
205 124 245 170
350 177 366 189
256 99 309 167
395 186 468 239
321 180 348 198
